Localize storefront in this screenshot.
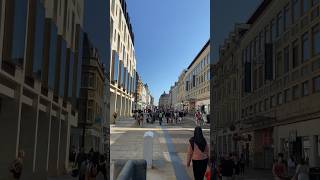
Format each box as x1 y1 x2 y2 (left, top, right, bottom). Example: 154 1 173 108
196 99 210 114
276 118 320 167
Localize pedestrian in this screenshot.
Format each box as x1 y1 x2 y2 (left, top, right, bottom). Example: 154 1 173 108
187 126 209 180
239 153 245 175
9 150 24 180
287 155 296 178
195 110 201 126
220 153 235 180
293 158 309 180
159 111 163 126
112 111 117 124
139 111 144 127
272 153 287 180
79 153 88 180
98 154 107 180
86 151 98 180
234 154 240 178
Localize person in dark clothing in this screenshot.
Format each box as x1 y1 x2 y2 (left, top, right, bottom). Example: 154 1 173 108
98 154 107 180
239 153 245 175
220 154 235 179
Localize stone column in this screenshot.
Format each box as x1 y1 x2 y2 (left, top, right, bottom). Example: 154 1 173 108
34 110 50 179
48 115 60 176
19 103 38 179
310 135 320 166
0 94 21 180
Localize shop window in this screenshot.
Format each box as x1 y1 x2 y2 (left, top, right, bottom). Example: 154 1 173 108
302 32 310 62
278 92 283 105
293 85 300 99
313 75 320 92
302 81 309 96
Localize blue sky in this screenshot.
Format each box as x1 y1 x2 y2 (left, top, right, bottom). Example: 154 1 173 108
126 0 210 105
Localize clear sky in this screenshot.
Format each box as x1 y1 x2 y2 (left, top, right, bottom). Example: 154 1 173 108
126 0 210 105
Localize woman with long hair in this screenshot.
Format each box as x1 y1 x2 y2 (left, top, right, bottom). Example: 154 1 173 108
187 126 209 180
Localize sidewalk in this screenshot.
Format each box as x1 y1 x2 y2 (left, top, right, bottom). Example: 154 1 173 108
110 118 190 180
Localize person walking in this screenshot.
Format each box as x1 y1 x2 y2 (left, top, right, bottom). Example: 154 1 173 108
272 153 287 180
98 154 107 180
9 150 24 180
159 111 163 126
293 158 309 180
239 153 245 175
187 126 209 180
287 155 296 178
220 153 235 180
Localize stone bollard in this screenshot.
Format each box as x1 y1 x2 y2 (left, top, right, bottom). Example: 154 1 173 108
143 131 154 168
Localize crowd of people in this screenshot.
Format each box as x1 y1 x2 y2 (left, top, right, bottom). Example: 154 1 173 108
133 108 186 127
70 147 107 180
272 153 310 180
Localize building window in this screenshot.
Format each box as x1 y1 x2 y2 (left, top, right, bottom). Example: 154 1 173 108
292 40 299 68
284 46 290 73
284 4 290 31
302 32 310 62
48 23 58 89
302 80 309 96
292 85 300 99
11 0 28 65
312 24 320 55
312 0 320 6
313 76 320 92
278 92 283 105
276 52 283 78
292 0 300 23
271 95 277 107
302 0 310 15
284 88 291 102
259 31 264 52
33 0 45 78
59 40 67 97
271 19 276 41
276 11 283 37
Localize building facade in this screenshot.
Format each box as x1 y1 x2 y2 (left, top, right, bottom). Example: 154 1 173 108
184 40 211 114
177 70 187 110
212 24 249 160
158 91 170 109
212 0 320 169
77 34 105 153
110 0 137 120
0 0 84 178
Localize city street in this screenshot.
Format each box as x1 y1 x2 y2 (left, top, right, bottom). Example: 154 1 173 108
110 115 274 180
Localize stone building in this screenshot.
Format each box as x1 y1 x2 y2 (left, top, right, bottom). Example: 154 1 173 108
158 91 170 109
212 0 320 169
212 24 249 159
184 40 210 114
0 0 85 178
110 0 137 120
77 34 105 153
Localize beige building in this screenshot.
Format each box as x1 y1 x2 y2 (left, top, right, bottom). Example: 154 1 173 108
78 34 105 153
158 91 170 109
0 0 84 178
213 0 320 169
184 40 210 114
177 70 187 110
110 0 137 120
212 24 249 159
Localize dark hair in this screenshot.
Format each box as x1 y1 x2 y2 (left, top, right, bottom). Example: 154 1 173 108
189 126 207 152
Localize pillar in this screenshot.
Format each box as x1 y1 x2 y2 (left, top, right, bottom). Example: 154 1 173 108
110 92 116 123
34 110 50 179
310 135 320 166
19 103 38 179
117 94 121 117
58 119 68 174
0 95 21 180
48 116 60 176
